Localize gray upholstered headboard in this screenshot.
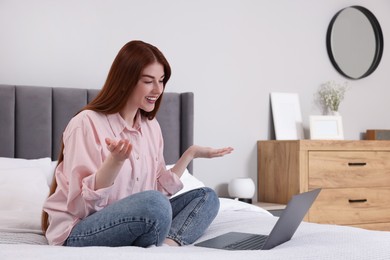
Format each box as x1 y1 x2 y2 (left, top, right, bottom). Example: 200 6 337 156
0 85 194 173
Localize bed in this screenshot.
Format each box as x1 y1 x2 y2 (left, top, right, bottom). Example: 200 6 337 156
1 85 390 260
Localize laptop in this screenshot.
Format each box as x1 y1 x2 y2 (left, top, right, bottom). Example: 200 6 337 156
195 188 321 250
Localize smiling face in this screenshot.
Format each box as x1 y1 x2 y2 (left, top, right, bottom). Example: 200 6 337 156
122 62 165 123
133 62 165 112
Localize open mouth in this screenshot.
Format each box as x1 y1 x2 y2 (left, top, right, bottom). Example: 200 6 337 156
146 96 158 103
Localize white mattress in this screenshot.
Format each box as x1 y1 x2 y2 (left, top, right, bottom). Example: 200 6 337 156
1 198 390 260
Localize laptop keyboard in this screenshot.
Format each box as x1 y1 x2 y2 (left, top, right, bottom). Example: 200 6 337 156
224 234 268 250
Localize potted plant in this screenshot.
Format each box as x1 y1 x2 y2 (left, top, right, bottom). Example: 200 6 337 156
317 81 348 115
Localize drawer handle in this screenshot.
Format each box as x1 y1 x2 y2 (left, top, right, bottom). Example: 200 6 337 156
348 162 367 167
348 199 367 203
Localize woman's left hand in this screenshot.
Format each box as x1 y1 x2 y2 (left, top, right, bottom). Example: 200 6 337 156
190 145 234 159
171 145 234 178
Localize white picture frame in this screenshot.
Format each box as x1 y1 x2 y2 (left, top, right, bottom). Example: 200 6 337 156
270 92 304 140
310 115 344 140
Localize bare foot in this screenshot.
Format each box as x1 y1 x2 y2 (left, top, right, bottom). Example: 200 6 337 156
163 238 180 246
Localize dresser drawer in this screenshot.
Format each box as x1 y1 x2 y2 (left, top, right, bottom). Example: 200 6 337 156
309 151 390 188
308 188 390 225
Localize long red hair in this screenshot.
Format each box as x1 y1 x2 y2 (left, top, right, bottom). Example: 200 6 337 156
42 40 171 233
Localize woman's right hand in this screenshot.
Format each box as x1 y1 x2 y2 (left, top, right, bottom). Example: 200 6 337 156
95 138 132 190
105 138 132 162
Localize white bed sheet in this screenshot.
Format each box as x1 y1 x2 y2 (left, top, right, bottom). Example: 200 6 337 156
1 198 390 260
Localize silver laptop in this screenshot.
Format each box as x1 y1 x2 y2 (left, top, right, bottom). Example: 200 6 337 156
195 188 321 250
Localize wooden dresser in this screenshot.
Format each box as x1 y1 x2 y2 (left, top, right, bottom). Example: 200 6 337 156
257 140 390 231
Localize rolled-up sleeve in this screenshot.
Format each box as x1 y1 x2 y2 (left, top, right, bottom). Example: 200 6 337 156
154 125 183 196
157 167 184 196
62 117 113 218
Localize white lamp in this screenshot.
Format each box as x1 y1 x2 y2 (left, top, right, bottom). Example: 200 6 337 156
228 178 255 204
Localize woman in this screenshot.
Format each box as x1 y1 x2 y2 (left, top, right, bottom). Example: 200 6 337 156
42 40 233 247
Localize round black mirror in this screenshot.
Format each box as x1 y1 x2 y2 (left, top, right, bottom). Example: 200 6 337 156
326 6 384 79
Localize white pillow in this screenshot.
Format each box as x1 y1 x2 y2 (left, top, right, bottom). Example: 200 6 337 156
0 157 51 178
49 160 58 186
0 157 52 234
166 164 205 198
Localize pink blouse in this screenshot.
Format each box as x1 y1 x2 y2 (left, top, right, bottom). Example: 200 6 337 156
43 110 183 245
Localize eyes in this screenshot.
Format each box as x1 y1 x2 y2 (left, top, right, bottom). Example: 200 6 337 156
142 77 164 87
144 80 164 84
139 73 165 89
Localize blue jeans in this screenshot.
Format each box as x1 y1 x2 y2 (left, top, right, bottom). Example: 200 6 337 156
64 187 219 247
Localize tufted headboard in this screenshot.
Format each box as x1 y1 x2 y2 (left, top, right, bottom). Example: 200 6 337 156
0 85 194 173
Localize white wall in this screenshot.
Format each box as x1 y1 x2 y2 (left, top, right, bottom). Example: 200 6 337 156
1 0 390 198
